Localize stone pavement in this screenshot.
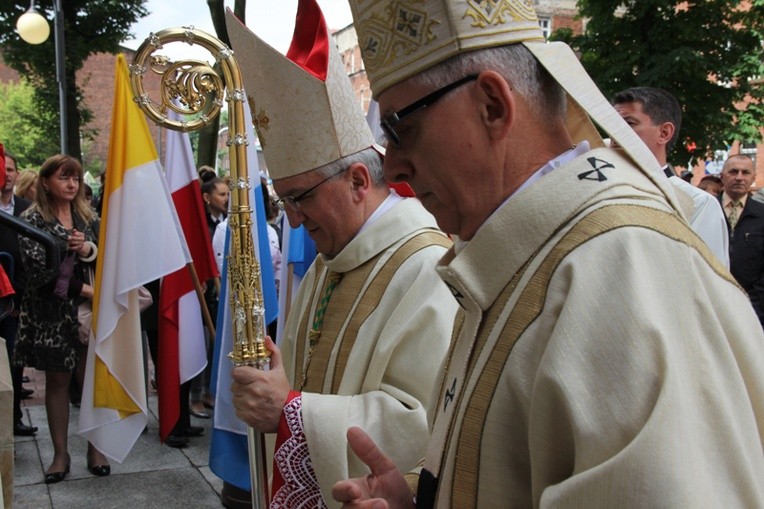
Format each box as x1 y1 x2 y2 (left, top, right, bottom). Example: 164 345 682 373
13 368 225 508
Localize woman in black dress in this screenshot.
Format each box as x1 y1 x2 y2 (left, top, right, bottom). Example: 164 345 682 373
15 155 110 483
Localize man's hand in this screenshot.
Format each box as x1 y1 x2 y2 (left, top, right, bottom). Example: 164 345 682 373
331 427 415 509
231 336 291 433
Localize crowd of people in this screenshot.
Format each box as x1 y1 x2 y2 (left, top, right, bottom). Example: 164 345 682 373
2 0 763 505
0 150 288 483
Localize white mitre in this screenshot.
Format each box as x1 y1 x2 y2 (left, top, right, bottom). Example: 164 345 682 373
348 0 680 206
226 1 378 180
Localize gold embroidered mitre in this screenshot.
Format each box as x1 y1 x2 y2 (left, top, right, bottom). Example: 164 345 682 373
225 2 375 180
349 0 544 98
349 0 669 194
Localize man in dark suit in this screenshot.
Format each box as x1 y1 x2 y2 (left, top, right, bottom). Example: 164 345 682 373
0 151 37 435
720 154 764 327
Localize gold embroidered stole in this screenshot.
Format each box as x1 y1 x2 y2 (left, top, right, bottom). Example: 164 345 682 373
295 230 451 394
434 204 731 508
294 259 327 386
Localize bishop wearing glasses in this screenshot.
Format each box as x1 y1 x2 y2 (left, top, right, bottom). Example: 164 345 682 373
225 1 458 506
330 0 764 506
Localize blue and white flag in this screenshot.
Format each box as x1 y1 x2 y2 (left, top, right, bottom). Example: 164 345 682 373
209 100 279 491
275 223 316 344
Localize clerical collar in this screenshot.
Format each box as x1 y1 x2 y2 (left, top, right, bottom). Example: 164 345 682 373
454 142 591 254
513 141 591 198
357 189 403 235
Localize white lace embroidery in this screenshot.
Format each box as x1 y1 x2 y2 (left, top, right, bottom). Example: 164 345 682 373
271 396 326 509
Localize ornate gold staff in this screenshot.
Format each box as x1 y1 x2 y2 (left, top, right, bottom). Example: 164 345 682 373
129 27 271 509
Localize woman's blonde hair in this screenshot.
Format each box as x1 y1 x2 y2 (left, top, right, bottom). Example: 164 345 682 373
15 169 38 200
34 154 97 224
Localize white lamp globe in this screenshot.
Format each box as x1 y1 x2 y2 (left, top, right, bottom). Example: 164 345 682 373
16 10 50 45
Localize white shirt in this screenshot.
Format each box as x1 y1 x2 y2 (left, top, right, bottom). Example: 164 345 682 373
0 194 14 215
357 190 403 235
212 219 282 292
670 176 729 268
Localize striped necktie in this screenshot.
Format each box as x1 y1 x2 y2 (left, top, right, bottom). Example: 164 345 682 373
728 200 742 231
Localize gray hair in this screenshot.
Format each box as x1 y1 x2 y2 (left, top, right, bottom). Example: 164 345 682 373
410 44 567 121
315 147 386 186
722 153 754 171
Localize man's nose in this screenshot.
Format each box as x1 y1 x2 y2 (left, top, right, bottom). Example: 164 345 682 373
285 207 305 228
383 148 413 184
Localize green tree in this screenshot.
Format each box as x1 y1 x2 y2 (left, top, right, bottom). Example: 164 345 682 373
555 0 764 163
0 0 149 162
0 79 57 167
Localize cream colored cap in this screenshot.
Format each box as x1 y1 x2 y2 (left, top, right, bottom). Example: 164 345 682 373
350 0 680 213
225 5 375 180
349 0 544 98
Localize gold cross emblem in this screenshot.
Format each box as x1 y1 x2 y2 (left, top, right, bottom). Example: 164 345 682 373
247 95 270 148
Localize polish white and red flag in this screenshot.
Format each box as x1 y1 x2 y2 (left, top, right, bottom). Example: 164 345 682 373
158 112 219 441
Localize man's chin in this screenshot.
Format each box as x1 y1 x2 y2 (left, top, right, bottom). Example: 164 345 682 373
430 213 459 238
418 193 440 213
309 231 329 257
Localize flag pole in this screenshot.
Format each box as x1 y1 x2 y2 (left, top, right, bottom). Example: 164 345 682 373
186 262 216 340
129 27 271 509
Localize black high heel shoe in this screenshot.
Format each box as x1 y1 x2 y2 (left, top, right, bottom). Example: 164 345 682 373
87 452 111 477
87 462 111 476
44 456 71 484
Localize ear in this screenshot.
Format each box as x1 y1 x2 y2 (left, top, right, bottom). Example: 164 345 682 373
657 121 675 148
347 163 372 203
474 71 515 140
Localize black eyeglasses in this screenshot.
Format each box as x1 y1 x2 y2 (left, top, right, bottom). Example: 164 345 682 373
380 74 478 147
275 168 346 211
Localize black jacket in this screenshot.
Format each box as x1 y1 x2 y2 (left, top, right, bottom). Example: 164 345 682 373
0 195 32 304
723 193 764 324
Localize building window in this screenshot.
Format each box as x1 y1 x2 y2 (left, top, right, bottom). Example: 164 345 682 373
538 17 551 39
742 142 758 169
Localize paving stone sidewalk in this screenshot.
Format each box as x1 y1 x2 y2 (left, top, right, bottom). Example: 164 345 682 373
13 368 223 509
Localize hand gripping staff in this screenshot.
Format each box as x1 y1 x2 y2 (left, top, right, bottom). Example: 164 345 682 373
129 27 271 509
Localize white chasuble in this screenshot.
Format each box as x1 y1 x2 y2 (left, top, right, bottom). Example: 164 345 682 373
419 148 764 508
277 198 458 507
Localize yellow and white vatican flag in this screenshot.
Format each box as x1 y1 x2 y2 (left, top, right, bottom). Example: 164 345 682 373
78 54 190 463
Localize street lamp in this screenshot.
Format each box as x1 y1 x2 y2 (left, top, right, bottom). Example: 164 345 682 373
16 1 49 44
16 0 68 155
